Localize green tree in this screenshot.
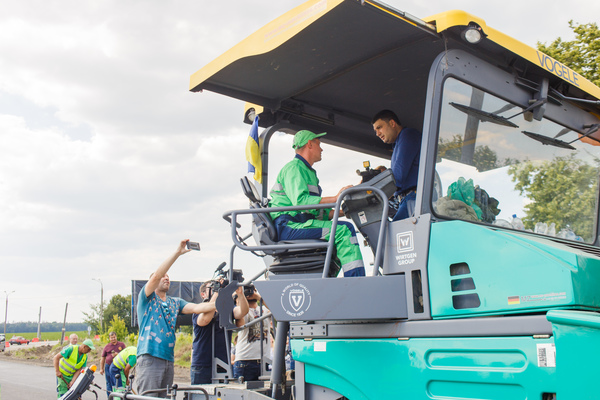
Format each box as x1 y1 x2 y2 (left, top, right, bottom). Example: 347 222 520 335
508 155 598 240
5 322 87 333
107 315 129 341
437 134 499 172
83 294 136 335
82 302 104 334
103 294 136 334
538 21 600 86
473 145 499 172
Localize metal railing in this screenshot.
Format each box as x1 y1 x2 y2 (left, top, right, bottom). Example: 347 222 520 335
222 184 389 277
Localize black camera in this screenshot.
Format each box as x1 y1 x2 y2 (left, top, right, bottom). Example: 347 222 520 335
356 161 383 183
244 284 255 297
212 268 244 292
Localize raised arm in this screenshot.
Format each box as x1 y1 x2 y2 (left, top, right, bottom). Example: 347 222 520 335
182 301 217 315
196 292 218 327
145 239 191 297
233 286 249 320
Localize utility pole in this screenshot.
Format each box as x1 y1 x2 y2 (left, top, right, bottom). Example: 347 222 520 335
3 290 15 338
60 303 68 346
37 307 42 340
92 278 104 333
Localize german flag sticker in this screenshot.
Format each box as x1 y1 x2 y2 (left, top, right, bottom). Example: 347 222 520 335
508 296 520 305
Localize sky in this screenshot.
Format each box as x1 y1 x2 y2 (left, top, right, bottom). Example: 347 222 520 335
1 0 599 325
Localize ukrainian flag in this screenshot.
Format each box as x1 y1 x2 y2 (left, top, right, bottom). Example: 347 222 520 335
245 116 262 183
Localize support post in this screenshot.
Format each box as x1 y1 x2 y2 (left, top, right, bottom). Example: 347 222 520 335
60 303 68 345
37 307 42 339
92 278 104 332
271 321 290 399
3 290 15 339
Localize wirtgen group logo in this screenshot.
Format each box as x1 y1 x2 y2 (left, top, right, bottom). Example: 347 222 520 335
281 283 312 317
396 231 414 253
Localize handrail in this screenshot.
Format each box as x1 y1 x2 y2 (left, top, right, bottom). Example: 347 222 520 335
322 185 389 277
240 268 267 287
230 311 273 332
223 184 389 277
223 202 337 252
110 386 209 400
228 232 252 285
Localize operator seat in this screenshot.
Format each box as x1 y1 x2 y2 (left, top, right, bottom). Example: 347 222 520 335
240 176 340 278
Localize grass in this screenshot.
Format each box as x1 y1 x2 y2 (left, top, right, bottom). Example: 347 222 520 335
174 333 193 368
5 331 89 341
3 332 194 370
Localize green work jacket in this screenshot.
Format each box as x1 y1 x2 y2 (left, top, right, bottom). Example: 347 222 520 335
112 346 137 370
269 155 330 221
59 345 87 376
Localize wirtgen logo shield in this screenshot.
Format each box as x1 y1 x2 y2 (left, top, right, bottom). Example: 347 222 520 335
396 231 414 253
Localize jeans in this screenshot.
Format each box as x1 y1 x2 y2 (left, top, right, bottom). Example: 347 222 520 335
393 191 416 221
108 363 124 388
104 363 113 398
233 360 261 381
190 365 212 384
135 354 174 398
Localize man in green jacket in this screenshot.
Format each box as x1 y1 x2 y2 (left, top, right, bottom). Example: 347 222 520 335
109 346 137 389
269 130 365 277
53 338 95 398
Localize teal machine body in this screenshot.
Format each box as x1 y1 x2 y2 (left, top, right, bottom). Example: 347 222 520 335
190 1 600 399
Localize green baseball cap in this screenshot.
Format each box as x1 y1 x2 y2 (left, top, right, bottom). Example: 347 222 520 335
82 339 95 350
292 130 326 149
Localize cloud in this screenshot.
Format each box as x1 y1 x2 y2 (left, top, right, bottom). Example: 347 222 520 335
1 0 599 323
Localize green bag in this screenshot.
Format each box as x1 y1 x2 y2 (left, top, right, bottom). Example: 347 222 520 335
447 177 482 219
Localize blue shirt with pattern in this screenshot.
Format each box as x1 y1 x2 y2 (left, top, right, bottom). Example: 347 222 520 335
137 285 188 362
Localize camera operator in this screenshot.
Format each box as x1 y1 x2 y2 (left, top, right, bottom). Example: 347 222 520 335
191 280 249 384
233 286 271 381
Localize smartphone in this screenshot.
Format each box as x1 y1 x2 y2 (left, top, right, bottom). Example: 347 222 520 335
186 241 201 251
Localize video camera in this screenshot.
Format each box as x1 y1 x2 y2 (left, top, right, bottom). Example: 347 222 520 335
209 262 255 297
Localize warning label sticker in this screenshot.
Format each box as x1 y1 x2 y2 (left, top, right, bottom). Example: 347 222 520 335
536 343 556 367
358 211 367 224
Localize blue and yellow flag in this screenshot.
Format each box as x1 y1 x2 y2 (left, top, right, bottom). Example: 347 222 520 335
245 116 262 183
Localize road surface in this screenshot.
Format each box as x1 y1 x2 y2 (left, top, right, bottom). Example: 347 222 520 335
0 359 192 399
0 359 106 399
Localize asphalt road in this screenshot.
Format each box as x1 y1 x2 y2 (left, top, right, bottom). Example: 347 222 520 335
0 359 196 399
0 359 107 399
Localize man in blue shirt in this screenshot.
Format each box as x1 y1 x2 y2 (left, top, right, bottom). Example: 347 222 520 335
136 239 217 396
372 110 422 221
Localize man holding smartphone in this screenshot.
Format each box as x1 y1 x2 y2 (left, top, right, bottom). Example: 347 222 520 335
136 239 216 397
